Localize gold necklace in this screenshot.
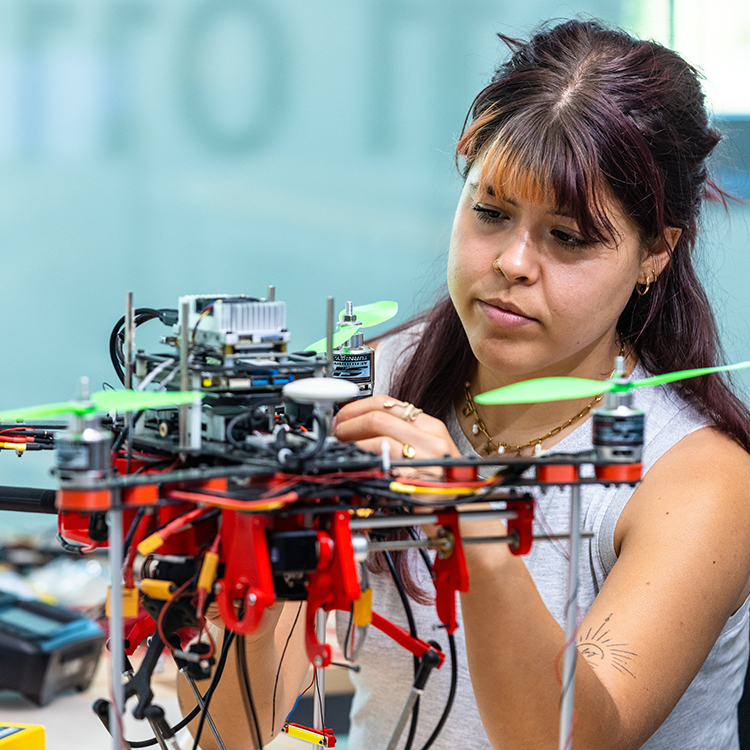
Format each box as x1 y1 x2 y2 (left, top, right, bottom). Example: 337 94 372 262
463 383 602 456
463 344 625 457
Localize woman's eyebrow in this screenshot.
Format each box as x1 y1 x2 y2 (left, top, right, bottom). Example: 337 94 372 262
473 185 577 221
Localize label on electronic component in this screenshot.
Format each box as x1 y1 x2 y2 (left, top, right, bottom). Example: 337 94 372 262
56 441 90 469
593 413 644 446
333 352 372 380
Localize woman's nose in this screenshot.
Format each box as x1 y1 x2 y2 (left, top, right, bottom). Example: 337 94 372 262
492 231 540 284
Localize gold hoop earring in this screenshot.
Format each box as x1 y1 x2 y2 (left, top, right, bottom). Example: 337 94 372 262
636 269 657 297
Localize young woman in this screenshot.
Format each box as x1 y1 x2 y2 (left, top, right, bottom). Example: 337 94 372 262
181 19 750 750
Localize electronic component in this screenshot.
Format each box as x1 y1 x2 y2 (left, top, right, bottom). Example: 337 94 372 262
0 724 44 749
592 357 645 464
174 294 290 356
332 301 375 397
0 592 105 706
130 292 325 448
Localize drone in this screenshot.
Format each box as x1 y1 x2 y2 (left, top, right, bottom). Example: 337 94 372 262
1 289 743 750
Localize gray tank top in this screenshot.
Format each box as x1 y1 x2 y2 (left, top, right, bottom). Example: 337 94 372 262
337 331 750 750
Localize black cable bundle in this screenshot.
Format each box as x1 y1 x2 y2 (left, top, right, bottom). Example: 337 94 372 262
235 634 264 750
109 308 177 385
384 549 421 750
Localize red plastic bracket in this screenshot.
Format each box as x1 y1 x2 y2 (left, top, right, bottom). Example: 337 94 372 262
507 498 535 555
368 612 446 668
124 613 156 655
432 509 469 634
304 512 360 667
215 510 275 635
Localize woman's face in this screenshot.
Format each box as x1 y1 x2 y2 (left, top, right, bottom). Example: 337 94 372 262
448 160 652 384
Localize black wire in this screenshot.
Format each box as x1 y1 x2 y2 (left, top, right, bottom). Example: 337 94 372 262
314 670 324 728
122 508 146 564
406 528 459 750
109 308 175 385
271 602 303 732
191 629 236 750
126 414 136 477
407 526 435 576
419 633 457 750
235 634 264 750
126 627 235 749
126 706 201 748
112 426 127 453
226 398 280 451
384 550 420 750
343 604 354 661
111 410 145 454
275 413 328 463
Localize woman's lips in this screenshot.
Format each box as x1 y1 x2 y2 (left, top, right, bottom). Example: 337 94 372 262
478 299 537 328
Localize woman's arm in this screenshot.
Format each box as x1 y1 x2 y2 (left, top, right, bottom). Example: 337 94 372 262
177 601 312 750
335 396 750 749
461 427 750 749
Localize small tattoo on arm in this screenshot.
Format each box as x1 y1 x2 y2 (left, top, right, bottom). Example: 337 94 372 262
577 613 637 678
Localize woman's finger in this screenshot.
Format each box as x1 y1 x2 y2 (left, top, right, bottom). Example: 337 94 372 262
336 393 400 423
334 409 460 457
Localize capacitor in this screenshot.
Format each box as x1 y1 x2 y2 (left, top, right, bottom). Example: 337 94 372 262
592 356 644 465
332 301 375 398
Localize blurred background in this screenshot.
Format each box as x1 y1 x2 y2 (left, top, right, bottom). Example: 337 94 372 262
0 0 746 747
0 0 748 501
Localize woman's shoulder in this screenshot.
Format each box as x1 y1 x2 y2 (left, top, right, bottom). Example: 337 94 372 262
629 364 711 471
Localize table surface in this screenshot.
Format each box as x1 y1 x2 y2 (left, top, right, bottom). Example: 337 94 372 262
0 648 352 749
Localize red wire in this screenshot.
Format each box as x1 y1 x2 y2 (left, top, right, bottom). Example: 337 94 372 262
301 672 315 697
123 511 152 589
165 489 299 510
158 507 212 540
156 578 195 653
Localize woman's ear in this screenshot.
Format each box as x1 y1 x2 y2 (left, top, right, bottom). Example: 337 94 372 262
640 227 681 282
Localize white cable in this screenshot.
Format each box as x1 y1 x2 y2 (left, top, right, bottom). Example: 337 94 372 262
137 358 176 391
157 364 182 390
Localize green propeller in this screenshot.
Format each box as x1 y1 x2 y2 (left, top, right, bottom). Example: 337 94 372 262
305 300 398 354
475 361 750 405
0 389 204 422
305 326 362 355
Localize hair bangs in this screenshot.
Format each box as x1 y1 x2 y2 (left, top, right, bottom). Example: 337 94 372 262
460 111 619 245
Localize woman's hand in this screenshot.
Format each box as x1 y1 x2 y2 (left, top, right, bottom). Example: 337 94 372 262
203 599 285 644
333 393 462 467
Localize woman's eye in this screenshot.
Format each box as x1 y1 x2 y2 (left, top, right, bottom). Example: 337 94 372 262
550 228 588 248
472 203 505 224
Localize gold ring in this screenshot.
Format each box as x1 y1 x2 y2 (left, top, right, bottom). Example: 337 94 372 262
383 398 405 409
402 443 416 459
400 403 423 422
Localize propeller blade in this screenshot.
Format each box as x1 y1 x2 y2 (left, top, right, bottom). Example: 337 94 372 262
340 301 398 328
633 361 750 388
304 325 360 354
475 377 615 405
0 401 91 422
0 390 204 423
91 389 204 414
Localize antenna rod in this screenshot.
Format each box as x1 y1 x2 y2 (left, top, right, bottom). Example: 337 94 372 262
179 301 190 451
326 297 334 377
124 292 134 390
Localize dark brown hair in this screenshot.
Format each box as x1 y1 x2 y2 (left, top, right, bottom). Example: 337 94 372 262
377 19 750 599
